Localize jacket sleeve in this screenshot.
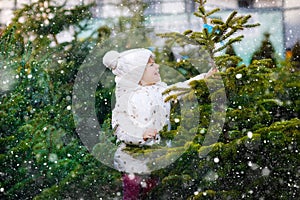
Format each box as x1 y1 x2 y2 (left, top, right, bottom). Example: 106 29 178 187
165 72 207 99
112 90 159 146
170 72 207 88
112 111 147 146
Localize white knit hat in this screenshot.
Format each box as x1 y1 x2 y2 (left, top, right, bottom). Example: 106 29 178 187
103 48 154 86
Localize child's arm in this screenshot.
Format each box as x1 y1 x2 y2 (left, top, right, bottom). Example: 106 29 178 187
164 67 218 100
171 67 217 88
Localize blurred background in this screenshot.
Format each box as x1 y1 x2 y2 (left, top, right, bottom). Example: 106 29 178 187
0 0 299 49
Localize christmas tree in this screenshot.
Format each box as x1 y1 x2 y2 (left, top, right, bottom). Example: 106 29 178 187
145 0 300 199
0 1 122 199
250 32 277 66
291 40 300 70
0 0 299 199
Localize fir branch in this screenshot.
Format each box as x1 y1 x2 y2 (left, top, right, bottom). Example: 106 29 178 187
163 85 191 102
158 0 261 93
214 36 244 53
220 28 238 42
194 39 207 46
203 28 210 39
215 54 243 67
189 35 207 46
164 94 177 102
157 32 199 46
244 23 260 28
211 19 224 25
205 8 220 18
211 26 221 39
164 90 191 102
163 86 190 95
225 11 238 25
194 0 206 4
190 32 205 40
194 12 205 19
228 16 244 27
198 6 206 15
240 14 252 24
183 30 193 35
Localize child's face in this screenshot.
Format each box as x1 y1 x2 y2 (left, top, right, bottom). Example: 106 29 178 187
140 56 161 85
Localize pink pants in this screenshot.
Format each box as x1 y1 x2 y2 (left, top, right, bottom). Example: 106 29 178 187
122 173 159 200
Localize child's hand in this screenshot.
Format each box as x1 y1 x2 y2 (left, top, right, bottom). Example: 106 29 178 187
143 128 157 141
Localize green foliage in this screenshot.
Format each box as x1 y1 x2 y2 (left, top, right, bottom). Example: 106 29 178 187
222 44 240 68
143 1 300 199
1 0 299 199
291 41 300 62
97 25 112 43
1 17 121 200
103 0 151 44
149 118 299 199
118 0 148 31
250 32 277 66
1 0 158 198
10 0 96 77
225 44 237 56
290 40 300 70
0 26 26 61
12 0 94 47
158 0 259 71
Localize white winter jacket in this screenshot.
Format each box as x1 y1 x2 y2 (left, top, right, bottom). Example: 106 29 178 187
113 73 207 174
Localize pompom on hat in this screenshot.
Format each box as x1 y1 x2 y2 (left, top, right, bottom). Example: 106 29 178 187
103 50 120 70
103 48 154 85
